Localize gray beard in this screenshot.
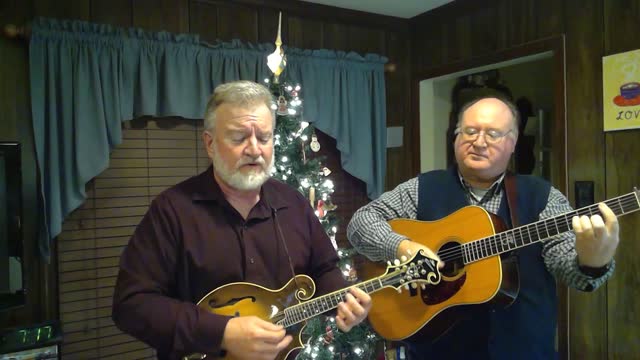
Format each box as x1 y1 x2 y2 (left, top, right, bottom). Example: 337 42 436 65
211 147 273 191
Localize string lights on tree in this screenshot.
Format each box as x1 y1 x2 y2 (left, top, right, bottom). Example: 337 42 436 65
264 12 379 360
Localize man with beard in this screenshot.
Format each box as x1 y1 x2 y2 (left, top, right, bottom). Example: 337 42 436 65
112 81 371 360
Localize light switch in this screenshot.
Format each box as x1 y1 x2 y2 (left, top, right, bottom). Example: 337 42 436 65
575 181 594 208
386 126 403 148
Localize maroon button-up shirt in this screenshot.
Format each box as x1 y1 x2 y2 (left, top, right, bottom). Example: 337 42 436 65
112 167 345 359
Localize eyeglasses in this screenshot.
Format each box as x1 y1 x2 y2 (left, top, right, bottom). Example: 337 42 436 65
455 127 513 144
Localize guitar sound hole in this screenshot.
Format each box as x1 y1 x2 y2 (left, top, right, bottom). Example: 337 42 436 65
420 241 466 305
438 241 465 277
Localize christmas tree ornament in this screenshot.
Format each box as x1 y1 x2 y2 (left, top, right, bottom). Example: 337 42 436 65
301 139 307 164
323 324 334 344
317 199 325 218
330 235 338 250
340 260 358 282
266 12 286 83
322 167 332 176
309 186 315 208
310 133 321 152
276 95 289 115
322 199 337 213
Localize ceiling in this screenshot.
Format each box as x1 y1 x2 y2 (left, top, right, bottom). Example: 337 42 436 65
298 0 454 19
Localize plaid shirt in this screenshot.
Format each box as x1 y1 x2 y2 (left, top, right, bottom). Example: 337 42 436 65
347 173 614 291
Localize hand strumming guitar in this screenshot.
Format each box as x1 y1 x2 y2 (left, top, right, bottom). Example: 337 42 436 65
221 316 293 360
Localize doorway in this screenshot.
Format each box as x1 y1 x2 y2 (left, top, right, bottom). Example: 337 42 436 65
412 36 566 192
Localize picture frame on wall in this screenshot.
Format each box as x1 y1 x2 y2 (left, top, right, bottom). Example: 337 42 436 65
603 49 640 132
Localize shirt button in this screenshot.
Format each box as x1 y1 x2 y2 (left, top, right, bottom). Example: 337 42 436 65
249 258 255 264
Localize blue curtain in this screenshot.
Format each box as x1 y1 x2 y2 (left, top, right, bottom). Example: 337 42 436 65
29 17 387 258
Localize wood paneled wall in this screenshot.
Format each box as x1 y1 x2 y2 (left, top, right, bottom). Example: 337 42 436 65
410 0 640 358
601 2 640 358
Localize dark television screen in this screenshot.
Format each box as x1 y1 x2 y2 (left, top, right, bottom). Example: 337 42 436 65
0 142 24 310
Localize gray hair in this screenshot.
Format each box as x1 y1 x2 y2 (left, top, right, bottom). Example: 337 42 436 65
203 80 275 132
455 95 520 138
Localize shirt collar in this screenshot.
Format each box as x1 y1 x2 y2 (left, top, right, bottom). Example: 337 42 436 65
191 166 224 202
457 170 505 200
191 166 288 211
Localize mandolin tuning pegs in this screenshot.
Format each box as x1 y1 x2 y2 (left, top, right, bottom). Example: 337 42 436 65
411 283 417 289
421 284 426 290
394 259 401 266
400 255 407 262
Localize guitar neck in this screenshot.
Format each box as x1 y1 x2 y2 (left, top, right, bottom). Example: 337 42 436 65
463 190 640 264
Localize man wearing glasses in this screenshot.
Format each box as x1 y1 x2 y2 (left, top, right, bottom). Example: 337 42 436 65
347 95 620 359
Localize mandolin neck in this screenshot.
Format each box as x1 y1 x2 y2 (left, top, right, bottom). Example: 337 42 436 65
278 277 383 328
278 255 437 328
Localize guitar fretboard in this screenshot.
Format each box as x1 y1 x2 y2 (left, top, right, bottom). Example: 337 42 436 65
460 191 640 264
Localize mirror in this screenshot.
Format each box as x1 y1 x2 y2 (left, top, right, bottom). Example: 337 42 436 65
0 142 25 310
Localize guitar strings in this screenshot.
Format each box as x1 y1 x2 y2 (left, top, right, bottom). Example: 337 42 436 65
426 195 638 264
279 272 403 327
436 195 638 263
442 196 638 262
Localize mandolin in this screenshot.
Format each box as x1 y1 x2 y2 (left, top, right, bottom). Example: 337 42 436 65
365 189 640 342
183 250 441 360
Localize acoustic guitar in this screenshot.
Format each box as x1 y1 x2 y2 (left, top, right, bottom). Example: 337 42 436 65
365 189 640 342
183 250 441 360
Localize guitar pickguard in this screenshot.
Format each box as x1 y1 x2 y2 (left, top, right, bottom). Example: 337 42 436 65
420 274 466 305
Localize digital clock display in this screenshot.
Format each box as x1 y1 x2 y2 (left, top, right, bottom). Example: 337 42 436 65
0 321 61 354
17 326 54 344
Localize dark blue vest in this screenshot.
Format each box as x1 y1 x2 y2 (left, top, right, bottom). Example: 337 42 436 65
408 167 556 360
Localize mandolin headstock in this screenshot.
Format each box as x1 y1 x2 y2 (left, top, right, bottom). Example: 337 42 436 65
380 250 441 291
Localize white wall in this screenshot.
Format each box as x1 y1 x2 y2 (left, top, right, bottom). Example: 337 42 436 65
419 78 455 173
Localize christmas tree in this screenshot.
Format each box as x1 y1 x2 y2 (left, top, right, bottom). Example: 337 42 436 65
265 76 380 360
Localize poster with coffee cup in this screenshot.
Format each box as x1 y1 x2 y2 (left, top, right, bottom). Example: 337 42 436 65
603 49 640 131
